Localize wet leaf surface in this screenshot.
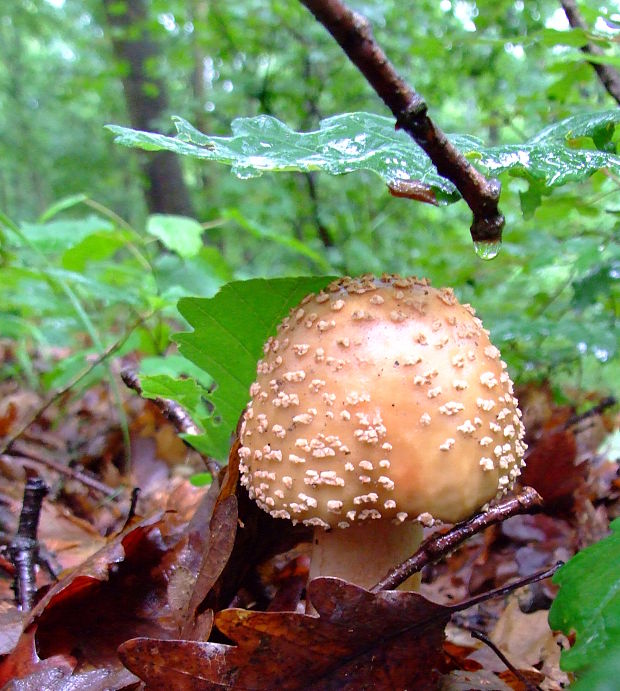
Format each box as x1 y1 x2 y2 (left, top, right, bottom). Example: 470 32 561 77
121 577 452 690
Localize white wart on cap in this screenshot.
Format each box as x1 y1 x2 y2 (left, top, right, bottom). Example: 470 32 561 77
238 274 526 531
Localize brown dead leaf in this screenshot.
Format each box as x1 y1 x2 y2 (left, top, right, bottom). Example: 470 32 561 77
178 493 238 639
0 603 26 655
520 429 583 513
196 448 311 616
440 669 513 690
0 513 177 688
468 514 574 595
38 502 107 573
0 627 76 690
119 577 453 690
491 597 570 688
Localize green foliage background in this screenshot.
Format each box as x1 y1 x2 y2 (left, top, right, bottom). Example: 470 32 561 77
2 0 618 398
0 1 619 684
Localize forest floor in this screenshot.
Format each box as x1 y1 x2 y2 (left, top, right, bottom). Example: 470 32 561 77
0 345 618 690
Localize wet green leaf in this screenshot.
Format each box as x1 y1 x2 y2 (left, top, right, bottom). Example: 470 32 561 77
108 111 620 206
549 518 620 677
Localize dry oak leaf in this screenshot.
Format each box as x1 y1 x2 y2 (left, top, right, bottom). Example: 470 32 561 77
0 513 178 689
119 576 452 690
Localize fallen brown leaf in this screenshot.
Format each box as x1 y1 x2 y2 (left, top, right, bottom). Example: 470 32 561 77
520 427 584 514
0 513 177 688
120 576 453 690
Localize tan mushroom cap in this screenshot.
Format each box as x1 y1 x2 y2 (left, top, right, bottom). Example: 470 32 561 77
239 274 526 529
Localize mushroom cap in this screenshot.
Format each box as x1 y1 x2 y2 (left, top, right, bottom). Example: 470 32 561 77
238 274 526 528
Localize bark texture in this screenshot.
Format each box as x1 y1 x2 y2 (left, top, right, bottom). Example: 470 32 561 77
103 0 194 216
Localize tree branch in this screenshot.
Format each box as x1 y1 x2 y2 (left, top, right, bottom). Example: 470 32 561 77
299 0 504 243
9 477 47 611
371 486 543 592
560 0 620 104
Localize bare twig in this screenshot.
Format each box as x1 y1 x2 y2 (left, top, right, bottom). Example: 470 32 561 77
563 395 617 429
372 486 543 592
469 629 543 691
560 0 620 104
120 368 221 479
299 0 504 243
0 312 153 456
121 487 141 531
388 179 439 206
3 442 118 496
9 477 47 611
451 562 562 613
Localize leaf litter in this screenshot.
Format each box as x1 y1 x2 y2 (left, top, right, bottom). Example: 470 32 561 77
0 370 617 689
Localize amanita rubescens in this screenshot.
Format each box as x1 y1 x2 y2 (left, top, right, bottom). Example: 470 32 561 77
238 274 526 590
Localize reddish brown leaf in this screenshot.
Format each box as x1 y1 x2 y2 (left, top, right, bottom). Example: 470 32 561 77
179 493 238 639
441 669 514 690
0 513 178 687
520 429 583 513
267 555 310 612
120 577 452 690
0 627 75 688
200 452 311 615
387 179 439 205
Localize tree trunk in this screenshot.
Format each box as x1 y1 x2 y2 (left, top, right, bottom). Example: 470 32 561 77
102 0 194 216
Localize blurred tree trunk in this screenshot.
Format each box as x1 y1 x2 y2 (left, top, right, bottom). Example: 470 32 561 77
102 0 194 217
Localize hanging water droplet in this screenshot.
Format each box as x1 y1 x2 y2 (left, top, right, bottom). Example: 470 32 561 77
474 240 502 260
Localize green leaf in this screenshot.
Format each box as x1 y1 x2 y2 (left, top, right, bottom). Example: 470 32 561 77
549 518 620 677
537 27 591 48
572 263 618 311
108 111 620 205
108 113 466 203
189 472 212 487
174 276 334 460
139 354 213 390
571 644 620 691
8 216 113 254
146 214 205 258
477 111 620 186
153 247 232 301
61 229 132 271
139 374 211 422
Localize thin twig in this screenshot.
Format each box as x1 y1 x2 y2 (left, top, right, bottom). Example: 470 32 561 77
372 487 543 592
9 477 47 611
469 629 542 691
299 0 504 243
121 487 141 531
451 562 562 614
120 368 221 479
563 395 617 429
3 444 118 497
0 312 153 456
560 0 620 104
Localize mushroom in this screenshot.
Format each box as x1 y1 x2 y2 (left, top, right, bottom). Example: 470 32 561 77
238 274 526 591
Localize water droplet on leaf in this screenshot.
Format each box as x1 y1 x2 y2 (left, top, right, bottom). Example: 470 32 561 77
474 240 501 260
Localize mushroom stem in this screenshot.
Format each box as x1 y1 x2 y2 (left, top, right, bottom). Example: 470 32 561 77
308 521 424 596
